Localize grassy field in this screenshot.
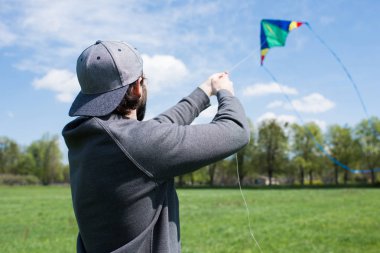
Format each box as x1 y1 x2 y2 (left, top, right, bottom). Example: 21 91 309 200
0 186 379 253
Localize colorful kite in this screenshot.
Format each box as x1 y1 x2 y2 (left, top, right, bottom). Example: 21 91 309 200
260 19 304 65
259 19 379 174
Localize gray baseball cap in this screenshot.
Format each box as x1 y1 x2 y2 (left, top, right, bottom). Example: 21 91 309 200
69 40 143 117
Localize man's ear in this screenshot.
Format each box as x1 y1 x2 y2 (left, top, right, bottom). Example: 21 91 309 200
131 77 143 98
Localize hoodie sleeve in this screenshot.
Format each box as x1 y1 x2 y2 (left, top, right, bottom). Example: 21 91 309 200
153 88 211 125
103 89 250 181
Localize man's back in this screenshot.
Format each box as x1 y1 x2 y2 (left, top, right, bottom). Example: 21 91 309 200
63 88 249 252
63 116 170 252
63 40 249 253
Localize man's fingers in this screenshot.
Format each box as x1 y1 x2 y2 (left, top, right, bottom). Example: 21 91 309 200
217 72 229 79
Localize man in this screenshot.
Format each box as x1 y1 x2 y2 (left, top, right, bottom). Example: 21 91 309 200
62 40 249 253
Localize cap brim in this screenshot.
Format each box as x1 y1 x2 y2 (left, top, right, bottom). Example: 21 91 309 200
69 85 129 117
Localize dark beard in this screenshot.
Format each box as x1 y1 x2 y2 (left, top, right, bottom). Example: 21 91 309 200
136 85 147 121
136 101 146 121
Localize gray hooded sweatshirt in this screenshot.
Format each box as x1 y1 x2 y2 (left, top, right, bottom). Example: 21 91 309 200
62 88 250 253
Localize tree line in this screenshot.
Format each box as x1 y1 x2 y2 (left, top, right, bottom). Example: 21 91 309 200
1 117 379 186
178 116 380 186
0 134 68 185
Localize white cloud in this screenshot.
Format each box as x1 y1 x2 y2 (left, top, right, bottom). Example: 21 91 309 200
291 93 335 113
14 59 49 73
0 22 16 46
32 69 79 103
142 54 188 93
31 54 189 102
243 82 298 96
4 1 221 73
257 112 297 124
266 93 335 114
1 0 235 103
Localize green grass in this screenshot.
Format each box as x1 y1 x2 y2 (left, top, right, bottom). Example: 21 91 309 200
0 186 77 253
0 186 379 253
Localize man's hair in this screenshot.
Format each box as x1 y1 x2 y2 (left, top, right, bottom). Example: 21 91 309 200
114 76 147 120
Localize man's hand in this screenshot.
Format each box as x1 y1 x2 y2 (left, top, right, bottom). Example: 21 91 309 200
211 72 234 95
199 72 234 96
199 74 214 97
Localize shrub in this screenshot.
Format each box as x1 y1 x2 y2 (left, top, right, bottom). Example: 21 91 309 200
0 174 40 185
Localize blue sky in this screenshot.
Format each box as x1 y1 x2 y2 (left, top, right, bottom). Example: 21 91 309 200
1 0 379 156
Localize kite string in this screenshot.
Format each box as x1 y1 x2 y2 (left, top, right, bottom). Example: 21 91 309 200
305 23 369 116
262 65 380 173
228 31 379 173
228 22 374 131
305 23 378 136
228 43 265 253
228 41 267 73
306 23 380 171
235 153 263 253
228 49 259 73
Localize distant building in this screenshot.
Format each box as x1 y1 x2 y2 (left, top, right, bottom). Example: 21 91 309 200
254 176 280 185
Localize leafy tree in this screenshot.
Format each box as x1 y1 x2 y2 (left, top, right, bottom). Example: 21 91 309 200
291 123 323 185
16 152 37 175
176 161 227 187
355 117 380 184
27 134 63 185
207 162 217 186
327 125 360 184
61 163 70 183
236 119 257 185
217 158 238 186
257 119 288 185
0 137 21 174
